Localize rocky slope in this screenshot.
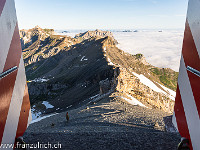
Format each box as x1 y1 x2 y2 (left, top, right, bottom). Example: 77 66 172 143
23 93 180 150
20 27 178 119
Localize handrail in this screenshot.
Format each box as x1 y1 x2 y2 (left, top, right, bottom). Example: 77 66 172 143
0 66 18 80
187 66 200 77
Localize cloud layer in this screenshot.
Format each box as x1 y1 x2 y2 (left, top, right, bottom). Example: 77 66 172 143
113 30 184 72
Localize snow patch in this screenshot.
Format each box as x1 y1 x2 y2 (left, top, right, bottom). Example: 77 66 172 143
90 94 100 99
132 72 176 101
42 101 54 109
31 113 57 124
132 72 164 93
80 56 88 61
104 47 107 52
107 57 115 66
158 83 176 97
30 78 49 83
31 105 42 120
66 105 72 109
158 83 176 101
103 46 114 65
121 94 147 107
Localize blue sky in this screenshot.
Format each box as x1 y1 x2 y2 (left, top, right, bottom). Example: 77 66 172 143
15 0 188 30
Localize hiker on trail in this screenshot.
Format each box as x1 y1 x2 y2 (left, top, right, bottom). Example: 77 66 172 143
66 112 69 122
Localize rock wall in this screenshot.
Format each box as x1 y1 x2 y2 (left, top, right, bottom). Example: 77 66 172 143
114 67 174 113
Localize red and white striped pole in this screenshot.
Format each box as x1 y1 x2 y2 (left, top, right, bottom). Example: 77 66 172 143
173 0 200 149
0 0 31 148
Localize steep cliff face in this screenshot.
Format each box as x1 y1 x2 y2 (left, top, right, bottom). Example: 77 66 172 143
114 68 174 113
21 27 178 117
100 37 175 113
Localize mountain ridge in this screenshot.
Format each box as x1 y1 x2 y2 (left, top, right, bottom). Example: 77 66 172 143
20 27 181 149
20 26 178 119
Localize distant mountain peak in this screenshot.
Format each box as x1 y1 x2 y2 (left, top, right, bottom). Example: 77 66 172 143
35 25 42 29
75 29 114 40
95 29 101 32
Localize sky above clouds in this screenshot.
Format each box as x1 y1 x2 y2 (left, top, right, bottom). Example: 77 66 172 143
15 0 188 30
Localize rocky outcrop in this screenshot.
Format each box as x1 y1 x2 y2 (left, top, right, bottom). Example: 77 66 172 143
20 26 56 49
99 78 111 94
28 82 67 104
75 29 116 42
114 68 174 113
21 27 78 66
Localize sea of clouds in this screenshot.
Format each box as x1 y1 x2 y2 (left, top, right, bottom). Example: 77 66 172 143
60 29 185 72
113 30 184 72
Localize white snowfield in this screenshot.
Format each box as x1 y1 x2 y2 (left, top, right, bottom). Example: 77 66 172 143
121 94 147 108
29 78 49 83
132 72 176 101
158 83 176 101
132 72 164 93
31 106 42 120
31 101 54 121
42 101 54 109
31 113 57 124
107 57 115 66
